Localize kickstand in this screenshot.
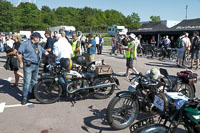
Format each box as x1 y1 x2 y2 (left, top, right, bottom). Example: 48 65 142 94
70 97 77 107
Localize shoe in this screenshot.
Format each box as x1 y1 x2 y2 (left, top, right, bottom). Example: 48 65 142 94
188 67 193 69
10 83 18 88
195 67 199 70
21 98 27 105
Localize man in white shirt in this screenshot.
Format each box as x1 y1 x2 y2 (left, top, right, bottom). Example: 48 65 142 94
53 34 73 63
95 34 100 54
182 33 191 66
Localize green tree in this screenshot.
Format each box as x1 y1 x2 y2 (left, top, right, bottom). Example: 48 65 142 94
0 0 14 31
126 12 141 29
150 16 161 23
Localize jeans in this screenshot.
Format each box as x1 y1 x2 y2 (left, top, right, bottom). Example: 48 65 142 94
23 63 39 99
0 42 4 52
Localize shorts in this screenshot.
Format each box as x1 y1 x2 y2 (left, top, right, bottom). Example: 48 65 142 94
177 48 184 59
86 54 95 63
126 58 134 68
191 49 200 59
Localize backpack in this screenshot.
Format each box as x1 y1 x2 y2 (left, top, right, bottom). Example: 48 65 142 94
193 36 200 50
176 38 183 48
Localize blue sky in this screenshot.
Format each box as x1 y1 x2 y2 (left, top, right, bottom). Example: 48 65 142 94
8 0 200 21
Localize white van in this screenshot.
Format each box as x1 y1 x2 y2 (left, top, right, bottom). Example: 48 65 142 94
107 25 128 36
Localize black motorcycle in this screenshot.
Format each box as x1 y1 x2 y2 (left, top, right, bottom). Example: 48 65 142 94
130 92 200 133
33 58 119 104
106 68 197 130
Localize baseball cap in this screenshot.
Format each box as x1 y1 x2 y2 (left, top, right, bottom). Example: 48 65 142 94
32 32 42 38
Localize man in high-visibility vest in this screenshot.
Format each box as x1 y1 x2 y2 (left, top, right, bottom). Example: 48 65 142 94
123 33 138 77
72 34 81 57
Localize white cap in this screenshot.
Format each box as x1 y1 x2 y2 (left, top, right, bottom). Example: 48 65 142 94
129 33 136 40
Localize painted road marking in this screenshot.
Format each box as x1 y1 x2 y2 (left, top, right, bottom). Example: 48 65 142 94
0 102 33 113
7 77 12 82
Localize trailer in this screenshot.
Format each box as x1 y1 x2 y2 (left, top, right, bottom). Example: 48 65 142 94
107 25 128 36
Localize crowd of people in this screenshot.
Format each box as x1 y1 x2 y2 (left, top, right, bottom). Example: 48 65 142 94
0 30 105 105
0 29 199 104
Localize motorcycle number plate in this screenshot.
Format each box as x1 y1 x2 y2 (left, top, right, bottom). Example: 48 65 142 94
154 95 164 111
129 117 154 133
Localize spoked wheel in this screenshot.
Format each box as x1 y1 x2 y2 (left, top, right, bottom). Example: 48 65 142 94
170 51 177 61
173 83 195 98
34 79 63 104
106 95 139 130
93 77 115 99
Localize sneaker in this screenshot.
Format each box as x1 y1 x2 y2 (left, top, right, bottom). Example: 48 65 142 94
21 98 27 105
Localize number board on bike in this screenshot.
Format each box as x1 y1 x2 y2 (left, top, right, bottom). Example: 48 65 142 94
129 117 154 133
153 95 164 111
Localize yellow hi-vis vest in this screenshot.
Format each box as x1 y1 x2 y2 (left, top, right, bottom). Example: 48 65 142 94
126 41 137 58
72 40 78 57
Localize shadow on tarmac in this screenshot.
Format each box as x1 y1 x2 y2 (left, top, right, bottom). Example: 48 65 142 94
145 62 181 68
82 106 155 133
0 78 22 101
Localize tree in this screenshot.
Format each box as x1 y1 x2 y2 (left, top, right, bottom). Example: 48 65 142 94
126 12 141 29
150 16 161 23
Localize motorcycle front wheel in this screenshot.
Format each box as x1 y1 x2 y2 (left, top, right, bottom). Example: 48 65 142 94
106 95 139 130
34 79 63 104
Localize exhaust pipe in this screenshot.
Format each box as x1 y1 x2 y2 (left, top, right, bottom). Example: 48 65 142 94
68 83 116 93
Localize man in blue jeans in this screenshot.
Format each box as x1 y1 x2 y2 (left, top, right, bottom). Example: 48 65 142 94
18 32 48 105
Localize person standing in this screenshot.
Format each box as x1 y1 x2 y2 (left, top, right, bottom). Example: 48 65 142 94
170 36 176 48
86 34 96 63
121 35 128 58
99 34 104 54
110 35 117 56
53 34 73 63
190 31 200 70
123 33 138 76
43 30 54 72
72 34 81 57
0 32 6 52
7 34 24 88
150 36 156 47
164 35 171 48
182 33 191 66
95 34 100 54
18 32 48 105
176 33 185 67
80 35 86 53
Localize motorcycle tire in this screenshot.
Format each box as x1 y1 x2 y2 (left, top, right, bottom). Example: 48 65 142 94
133 124 168 133
106 95 139 130
34 78 63 104
93 77 115 99
173 83 195 98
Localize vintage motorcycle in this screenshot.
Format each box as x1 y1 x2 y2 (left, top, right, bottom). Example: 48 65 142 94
106 68 197 130
130 92 200 133
33 58 119 104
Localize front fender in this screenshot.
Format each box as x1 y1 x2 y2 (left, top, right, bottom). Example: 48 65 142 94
116 91 135 97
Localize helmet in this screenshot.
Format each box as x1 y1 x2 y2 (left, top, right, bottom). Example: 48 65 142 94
72 56 85 65
60 58 72 70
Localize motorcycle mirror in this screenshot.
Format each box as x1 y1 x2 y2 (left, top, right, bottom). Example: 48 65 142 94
160 68 169 77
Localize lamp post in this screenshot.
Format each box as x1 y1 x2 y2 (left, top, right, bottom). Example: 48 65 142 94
185 5 188 19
